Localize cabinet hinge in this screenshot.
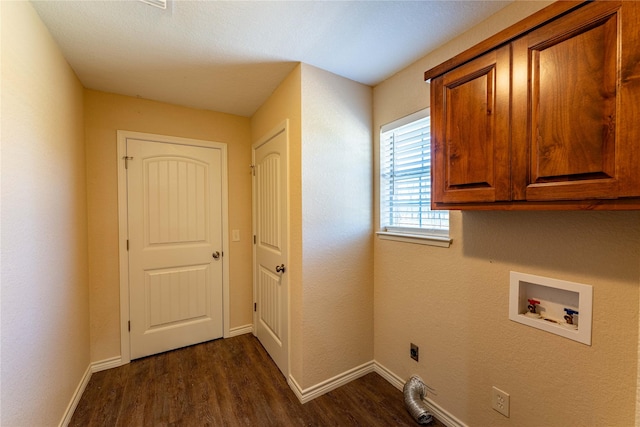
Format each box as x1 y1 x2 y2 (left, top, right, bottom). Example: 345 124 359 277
128 321 130 332
254 303 257 312
123 156 134 169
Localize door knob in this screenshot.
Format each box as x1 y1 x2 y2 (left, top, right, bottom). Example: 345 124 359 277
275 264 286 273
212 251 220 259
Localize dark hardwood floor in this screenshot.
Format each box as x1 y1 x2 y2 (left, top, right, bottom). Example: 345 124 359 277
71 334 444 426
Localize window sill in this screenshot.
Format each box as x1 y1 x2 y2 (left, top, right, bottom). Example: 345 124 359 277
376 231 452 248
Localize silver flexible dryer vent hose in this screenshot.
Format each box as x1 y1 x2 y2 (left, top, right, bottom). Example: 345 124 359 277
403 376 434 425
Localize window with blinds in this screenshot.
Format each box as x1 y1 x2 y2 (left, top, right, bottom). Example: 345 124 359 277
380 109 449 235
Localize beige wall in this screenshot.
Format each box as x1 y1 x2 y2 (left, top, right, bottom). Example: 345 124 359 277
251 64 373 390
84 90 253 362
251 65 303 381
373 2 640 426
1 2 90 425
299 64 373 387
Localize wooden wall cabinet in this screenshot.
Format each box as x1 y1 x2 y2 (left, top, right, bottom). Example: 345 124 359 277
426 1 640 210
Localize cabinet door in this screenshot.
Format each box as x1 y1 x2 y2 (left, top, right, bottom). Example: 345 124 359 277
511 1 637 201
431 45 511 205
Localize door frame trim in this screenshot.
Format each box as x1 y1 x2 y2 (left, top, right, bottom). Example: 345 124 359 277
251 120 290 377
117 130 230 364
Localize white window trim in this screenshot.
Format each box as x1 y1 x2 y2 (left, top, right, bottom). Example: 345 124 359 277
376 230 452 247
378 109 451 248
380 109 428 134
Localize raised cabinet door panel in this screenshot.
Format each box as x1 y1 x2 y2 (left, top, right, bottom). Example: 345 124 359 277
428 1 640 209
431 46 511 204
617 1 640 197
513 1 623 201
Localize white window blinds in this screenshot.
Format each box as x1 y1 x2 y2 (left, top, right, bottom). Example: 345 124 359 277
380 111 449 234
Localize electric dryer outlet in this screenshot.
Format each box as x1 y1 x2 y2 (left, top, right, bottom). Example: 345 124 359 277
410 343 419 361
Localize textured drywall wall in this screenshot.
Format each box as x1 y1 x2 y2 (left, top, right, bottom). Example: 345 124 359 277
374 211 639 426
250 63 373 390
84 90 252 362
299 64 373 388
1 2 90 425
251 64 303 382
373 1 640 426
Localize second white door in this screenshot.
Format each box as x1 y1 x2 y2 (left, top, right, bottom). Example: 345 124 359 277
253 124 289 377
127 137 224 360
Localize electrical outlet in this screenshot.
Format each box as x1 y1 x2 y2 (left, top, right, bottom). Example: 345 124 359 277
410 343 419 361
492 386 510 417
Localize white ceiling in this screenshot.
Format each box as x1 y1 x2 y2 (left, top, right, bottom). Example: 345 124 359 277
32 0 513 117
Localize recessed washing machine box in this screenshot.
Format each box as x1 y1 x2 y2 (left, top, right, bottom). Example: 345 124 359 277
509 271 593 345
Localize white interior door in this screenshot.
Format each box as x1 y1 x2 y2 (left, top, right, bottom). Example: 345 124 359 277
127 138 223 360
253 125 289 377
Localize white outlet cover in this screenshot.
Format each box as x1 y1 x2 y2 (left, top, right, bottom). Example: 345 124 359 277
492 386 510 417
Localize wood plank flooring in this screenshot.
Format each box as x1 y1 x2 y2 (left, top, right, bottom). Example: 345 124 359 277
71 334 444 426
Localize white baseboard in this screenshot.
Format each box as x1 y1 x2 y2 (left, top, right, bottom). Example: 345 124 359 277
91 356 125 373
59 356 126 426
58 364 92 427
373 360 405 390
373 360 467 427
421 398 467 427
286 359 465 427
228 324 253 337
288 361 375 404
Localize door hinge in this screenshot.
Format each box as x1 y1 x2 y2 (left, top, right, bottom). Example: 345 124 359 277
250 164 255 176
254 302 257 312
253 235 256 244
128 321 130 332
123 156 134 169
126 239 129 251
